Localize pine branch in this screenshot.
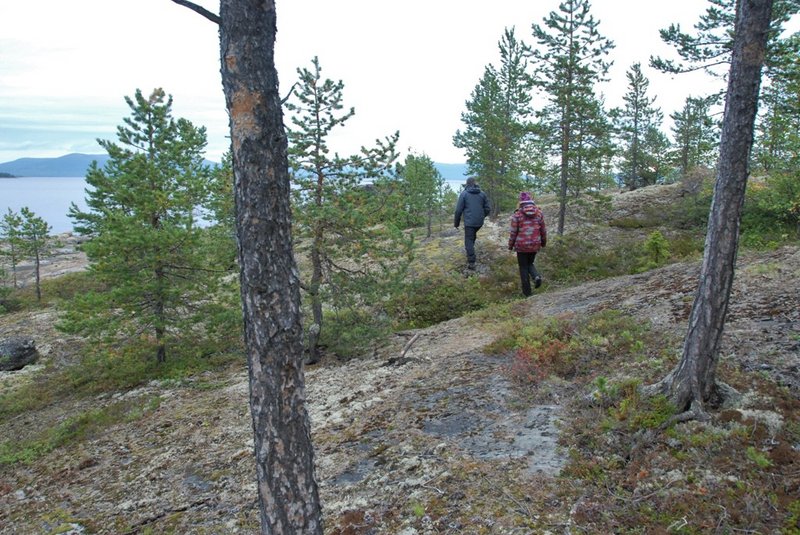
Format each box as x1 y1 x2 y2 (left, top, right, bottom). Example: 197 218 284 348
170 0 221 25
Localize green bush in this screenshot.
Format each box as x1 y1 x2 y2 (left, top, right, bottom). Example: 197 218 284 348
387 274 486 329
487 310 653 385
538 235 642 284
608 215 660 229
41 271 108 302
741 174 800 248
318 308 392 360
669 233 704 259
0 285 17 314
64 344 242 394
638 230 670 272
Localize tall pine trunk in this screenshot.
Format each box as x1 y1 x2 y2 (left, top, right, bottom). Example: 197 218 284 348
557 107 570 236
33 247 41 303
307 235 324 365
155 265 166 364
649 0 773 414
219 0 322 532
426 206 433 238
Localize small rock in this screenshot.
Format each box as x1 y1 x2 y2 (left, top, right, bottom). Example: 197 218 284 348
14 489 25 500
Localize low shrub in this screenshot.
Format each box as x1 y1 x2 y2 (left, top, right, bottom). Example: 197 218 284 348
318 308 392 360
608 215 661 229
538 236 642 284
387 273 486 329
65 344 242 395
488 310 656 387
0 396 160 465
0 286 19 314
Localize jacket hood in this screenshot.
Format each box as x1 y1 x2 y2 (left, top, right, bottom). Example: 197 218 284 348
466 185 482 193
520 202 539 217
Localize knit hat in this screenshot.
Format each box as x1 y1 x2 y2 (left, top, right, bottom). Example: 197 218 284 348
519 191 532 202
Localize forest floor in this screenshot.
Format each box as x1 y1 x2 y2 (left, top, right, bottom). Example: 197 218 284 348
1 184 799 534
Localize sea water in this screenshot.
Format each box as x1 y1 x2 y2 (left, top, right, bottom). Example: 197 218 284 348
0 177 89 234
0 176 467 235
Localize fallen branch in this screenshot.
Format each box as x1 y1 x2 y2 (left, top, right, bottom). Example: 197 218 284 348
399 333 421 359
121 497 215 534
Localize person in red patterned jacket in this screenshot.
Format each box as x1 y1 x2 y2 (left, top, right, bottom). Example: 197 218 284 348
508 192 547 297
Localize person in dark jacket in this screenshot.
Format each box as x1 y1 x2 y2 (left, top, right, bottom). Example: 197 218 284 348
454 177 491 269
508 191 547 296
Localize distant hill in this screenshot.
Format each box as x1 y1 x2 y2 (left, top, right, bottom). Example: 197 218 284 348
0 153 219 177
0 153 110 177
0 153 111 177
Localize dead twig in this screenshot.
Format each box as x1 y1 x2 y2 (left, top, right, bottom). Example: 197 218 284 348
121 497 214 534
400 333 421 359
480 475 535 521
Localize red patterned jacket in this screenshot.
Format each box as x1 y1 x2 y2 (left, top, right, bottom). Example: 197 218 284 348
508 202 547 253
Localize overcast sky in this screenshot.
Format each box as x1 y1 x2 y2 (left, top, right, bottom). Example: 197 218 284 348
0 0 774 165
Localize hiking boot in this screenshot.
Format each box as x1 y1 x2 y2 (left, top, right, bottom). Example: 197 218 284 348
467 262 476 270
534 276 542 289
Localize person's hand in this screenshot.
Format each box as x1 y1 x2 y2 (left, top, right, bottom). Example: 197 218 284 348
541 238 547 248
508 246 513 251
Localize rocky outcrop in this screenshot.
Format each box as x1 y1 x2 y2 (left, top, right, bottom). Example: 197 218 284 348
0 337 38 371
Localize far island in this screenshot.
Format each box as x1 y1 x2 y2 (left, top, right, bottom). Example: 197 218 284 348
0 172 17 178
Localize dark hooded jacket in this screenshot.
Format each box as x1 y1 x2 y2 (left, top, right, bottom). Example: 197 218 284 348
454 185 491 228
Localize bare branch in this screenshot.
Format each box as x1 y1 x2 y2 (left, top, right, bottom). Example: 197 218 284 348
399 333 420 359
170 0 221 25
281 82 299 105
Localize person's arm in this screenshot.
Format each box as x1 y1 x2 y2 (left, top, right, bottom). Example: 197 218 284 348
508 214 519 250
540 212 547 247
483 193 491 216
454 193 465 227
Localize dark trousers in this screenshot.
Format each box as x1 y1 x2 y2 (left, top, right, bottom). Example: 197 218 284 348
516 251 540 296
464 225 481 264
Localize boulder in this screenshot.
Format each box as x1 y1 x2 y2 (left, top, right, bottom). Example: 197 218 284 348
0 337 39 371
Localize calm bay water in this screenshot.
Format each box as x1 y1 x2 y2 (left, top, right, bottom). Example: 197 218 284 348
0 176 466 236
1 177 89 234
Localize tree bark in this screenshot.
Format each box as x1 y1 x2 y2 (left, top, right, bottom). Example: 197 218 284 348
557 104 570 236
218 1 323 532
33 247 41 303
155 264 166 363
650 0 774 414
307 236 324 365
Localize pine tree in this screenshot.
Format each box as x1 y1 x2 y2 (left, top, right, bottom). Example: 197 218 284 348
18 207 52 302
173 2 324 530
670 95 719 177
286 57 412 364
570 92 615 194
754 33 800 172
0 209 23 288
454 27 533 216
397 152 446 237
611 63 667 189
63 88 220 363
530 0 614 234
646 0 774 416
650 0 799 85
